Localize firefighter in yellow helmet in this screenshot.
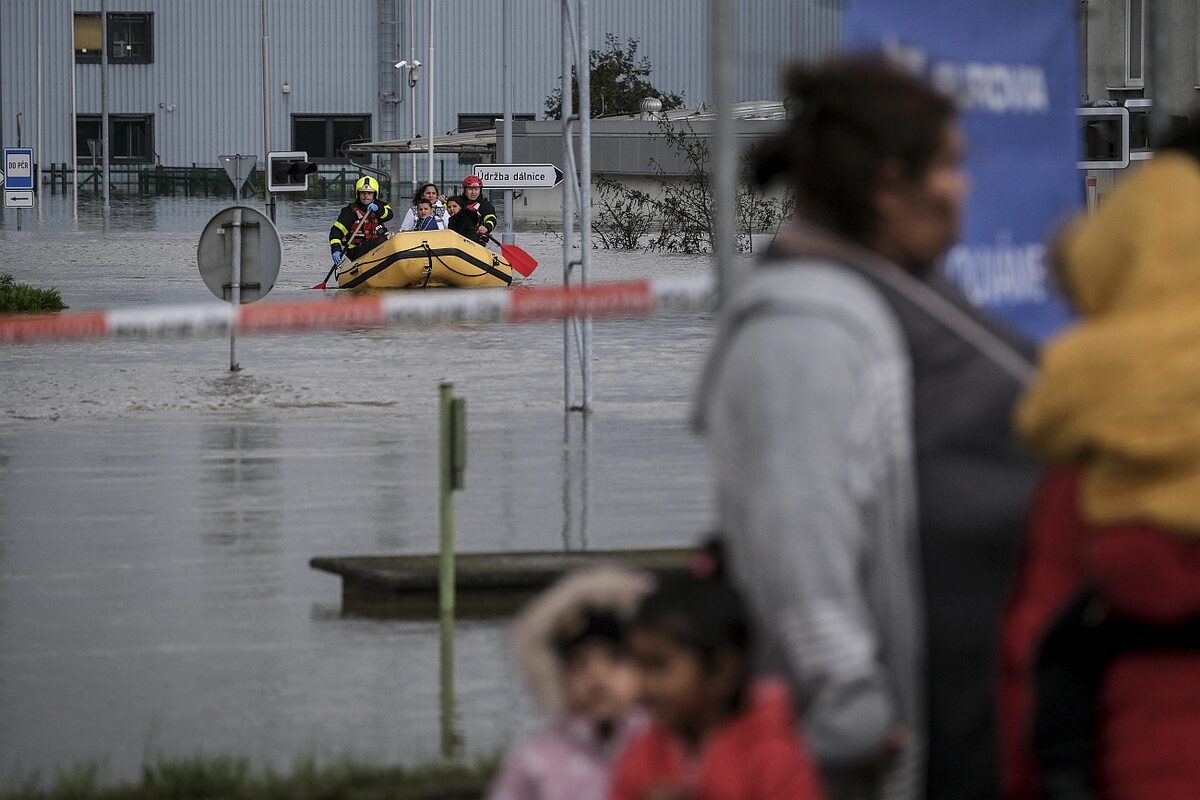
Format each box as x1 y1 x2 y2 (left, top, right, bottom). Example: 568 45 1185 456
329 176 394 267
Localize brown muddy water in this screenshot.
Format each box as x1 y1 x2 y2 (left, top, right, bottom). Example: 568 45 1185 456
0 195 735 782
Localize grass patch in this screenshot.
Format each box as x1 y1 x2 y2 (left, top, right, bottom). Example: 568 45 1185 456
0 274 67 313
0 754 499 800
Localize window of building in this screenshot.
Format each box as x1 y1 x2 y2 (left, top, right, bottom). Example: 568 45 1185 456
73 12 153 64
109 13 153 63
291 115 372 160
74 13 101 64
75 114 155 164
1125 0 1144 87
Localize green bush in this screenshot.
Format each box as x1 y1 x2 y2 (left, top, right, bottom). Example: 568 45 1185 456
1 754 499 800
0 274 67 313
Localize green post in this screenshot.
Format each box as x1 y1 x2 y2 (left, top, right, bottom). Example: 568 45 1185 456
438 383 466 616
438 382 466 759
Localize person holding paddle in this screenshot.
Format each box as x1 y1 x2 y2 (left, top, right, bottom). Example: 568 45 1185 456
461 175 498 244
328 176 394 268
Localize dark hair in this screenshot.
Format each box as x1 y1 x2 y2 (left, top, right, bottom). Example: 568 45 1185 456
416 198 433 208
552 606 628 660
447 194 468 209
633 539 751 681
751 54 957 243
411 182 439 204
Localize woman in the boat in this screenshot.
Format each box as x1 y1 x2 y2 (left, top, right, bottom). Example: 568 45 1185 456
400 182 449 231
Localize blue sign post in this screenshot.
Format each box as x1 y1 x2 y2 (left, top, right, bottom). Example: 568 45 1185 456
4 147 36 210
844 0 1080 341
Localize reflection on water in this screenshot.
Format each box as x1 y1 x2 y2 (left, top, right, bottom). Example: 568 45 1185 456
440 611 463 760
0 196 726 783
199 419 283 556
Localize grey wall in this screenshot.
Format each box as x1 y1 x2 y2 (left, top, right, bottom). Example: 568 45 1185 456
1 0 836 170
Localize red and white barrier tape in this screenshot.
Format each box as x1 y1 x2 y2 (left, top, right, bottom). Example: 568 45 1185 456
0 277 716 344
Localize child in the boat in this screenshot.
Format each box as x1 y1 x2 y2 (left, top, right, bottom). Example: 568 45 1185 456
446 195 481 239
412 198 440 231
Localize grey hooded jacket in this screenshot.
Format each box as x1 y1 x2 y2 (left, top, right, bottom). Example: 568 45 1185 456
697 257 924 800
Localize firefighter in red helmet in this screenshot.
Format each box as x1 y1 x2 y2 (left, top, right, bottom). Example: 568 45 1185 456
461 175 498 244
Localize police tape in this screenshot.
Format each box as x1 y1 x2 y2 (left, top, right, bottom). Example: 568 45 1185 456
0 276 717 344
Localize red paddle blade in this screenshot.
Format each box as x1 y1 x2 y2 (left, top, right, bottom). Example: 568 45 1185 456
310 281 328 290
501 244 538 277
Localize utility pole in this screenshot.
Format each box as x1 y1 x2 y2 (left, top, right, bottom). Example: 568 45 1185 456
100 0 110 209
262 0 276 223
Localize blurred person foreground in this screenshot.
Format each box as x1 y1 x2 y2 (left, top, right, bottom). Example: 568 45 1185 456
1001 119 1200 800
696 53 1038 800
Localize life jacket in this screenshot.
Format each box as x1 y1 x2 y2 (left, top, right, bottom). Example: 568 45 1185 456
351 206 386 243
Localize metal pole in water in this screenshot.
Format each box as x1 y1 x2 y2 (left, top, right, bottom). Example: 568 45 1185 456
100 0 110 211
560 0 575 409
427 0 435 185
501 0 514 245
439 382 465 616
437 381 464 757
229 208 243 371
578 0 592 412
261 0 276 224
439 608 458 758
710 0 736 306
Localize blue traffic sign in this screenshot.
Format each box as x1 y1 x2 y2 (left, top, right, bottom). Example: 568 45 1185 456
4 148 35 191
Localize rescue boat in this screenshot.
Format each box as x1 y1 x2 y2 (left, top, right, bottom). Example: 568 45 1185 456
334 230 513 289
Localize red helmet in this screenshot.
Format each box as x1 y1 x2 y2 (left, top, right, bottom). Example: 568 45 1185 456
462 175 483 188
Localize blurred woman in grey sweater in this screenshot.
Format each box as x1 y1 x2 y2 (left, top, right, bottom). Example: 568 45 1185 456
696 56 1038 800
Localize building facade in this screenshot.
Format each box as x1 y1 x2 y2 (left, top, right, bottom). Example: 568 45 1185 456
0 0 838 185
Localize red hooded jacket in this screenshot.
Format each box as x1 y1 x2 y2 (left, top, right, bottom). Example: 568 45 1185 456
608 679 826 800
1000 467 1200 800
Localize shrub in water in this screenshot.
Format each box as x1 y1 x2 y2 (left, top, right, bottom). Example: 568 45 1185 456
0 274 67 313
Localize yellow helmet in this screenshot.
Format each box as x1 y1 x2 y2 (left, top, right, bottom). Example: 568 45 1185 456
355 176 379 193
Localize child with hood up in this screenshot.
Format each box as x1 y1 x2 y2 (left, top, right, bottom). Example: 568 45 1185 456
486 566 651 800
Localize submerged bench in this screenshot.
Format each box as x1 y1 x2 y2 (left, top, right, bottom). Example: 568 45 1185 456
310 548 696 618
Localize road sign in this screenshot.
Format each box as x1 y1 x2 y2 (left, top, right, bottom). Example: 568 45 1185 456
4 190 34 208
197 205 281 303
4 148 34 191
218 154 258 198
472 163 564 189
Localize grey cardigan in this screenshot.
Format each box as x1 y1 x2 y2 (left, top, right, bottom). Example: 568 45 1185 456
698 258 923 800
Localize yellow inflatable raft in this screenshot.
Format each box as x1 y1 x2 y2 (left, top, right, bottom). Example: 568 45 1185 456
335 230 513 289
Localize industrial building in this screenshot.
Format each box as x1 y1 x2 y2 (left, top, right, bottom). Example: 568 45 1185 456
2 0 1198 199
0 0 838 190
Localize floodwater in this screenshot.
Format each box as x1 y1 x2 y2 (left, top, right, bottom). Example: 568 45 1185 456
0 194 727 783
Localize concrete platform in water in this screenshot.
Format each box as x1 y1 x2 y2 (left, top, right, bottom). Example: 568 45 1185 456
310 548 695 617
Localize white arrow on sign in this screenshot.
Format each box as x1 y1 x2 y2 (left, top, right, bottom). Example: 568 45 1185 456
472 163 564 189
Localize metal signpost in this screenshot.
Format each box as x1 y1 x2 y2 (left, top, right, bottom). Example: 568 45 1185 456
471 163 564 189
4 148 36 228
197 198 281 372
218 154 258 203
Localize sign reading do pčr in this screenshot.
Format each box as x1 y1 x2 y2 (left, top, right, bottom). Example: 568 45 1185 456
4 148 34 190
472 163 564 189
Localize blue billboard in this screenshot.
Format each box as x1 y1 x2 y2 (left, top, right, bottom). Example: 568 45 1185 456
844 0 1080 340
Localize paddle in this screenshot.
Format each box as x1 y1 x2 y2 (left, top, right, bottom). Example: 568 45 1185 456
311 209 373 290
487 235 538 278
